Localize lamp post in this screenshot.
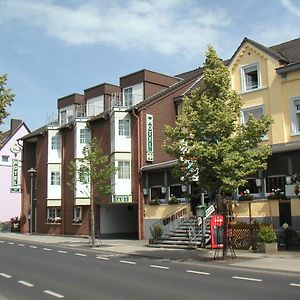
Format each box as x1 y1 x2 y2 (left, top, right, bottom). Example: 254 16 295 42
27 168 37 235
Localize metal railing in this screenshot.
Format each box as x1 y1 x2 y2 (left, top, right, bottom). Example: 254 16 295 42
110 93 143 109
150 205 190 238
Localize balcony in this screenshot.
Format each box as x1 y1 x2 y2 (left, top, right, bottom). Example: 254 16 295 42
60 104 87 126
110 93 143 109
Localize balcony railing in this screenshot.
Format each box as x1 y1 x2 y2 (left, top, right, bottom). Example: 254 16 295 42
110 93 143 109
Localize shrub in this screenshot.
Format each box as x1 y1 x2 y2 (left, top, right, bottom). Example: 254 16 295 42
150 223 164 240
258 224 277 244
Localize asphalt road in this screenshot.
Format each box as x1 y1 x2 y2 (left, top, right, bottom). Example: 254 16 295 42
0 237 300 300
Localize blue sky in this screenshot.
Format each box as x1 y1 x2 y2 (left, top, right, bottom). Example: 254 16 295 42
0 0 300 131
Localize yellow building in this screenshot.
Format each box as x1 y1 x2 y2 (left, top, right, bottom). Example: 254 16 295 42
228 37 300 230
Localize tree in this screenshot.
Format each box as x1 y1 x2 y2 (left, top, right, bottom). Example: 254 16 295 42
164 46 272 257
69 138 118 247
0 74 14 143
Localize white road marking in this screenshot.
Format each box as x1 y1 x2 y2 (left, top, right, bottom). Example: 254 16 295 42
8 242 14 245
29 245 37 249
186 270 210 276
150 265 169 270
75 253 87 257
96 256 110 260
18 280 34 287
0 273 12 278
18 244 25 247
58 250 68 254
290 283 300 287
120 260 136 265
232 276 262 282
44 290 64 298
43 248 52 251
0 240 5 243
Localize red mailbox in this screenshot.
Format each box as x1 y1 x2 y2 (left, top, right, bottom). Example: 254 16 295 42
210 214 224 249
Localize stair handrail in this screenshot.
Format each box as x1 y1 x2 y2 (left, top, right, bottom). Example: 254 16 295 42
150 204 190 238
189 205 215 247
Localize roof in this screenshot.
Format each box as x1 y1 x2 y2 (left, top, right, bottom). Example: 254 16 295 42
21 125 46 141
270 38 300 64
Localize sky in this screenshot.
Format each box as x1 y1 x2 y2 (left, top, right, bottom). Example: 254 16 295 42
0 0 300 132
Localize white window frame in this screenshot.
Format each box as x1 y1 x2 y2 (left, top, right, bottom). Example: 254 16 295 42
47 208 61 223
240 63 260 92
50 171 61 186
118 119 130 137
118 161 130 179
51 134 61 150
60 110 67 125
290 96 300 135
73 207 82 224
79 128 91 144
123 87 133 107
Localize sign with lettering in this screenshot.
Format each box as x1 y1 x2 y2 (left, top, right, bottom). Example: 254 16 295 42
114 195 131 202
11 159 21 193
146 114 153 161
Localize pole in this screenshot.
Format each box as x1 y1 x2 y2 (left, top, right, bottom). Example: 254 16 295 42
29 173 33 235
201 193 205 247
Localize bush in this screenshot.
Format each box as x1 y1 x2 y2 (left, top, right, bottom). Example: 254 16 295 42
258 224 277 244
150 223 164 240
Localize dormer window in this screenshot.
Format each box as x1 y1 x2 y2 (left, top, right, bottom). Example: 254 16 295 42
241 63 260 92
123 87 133 107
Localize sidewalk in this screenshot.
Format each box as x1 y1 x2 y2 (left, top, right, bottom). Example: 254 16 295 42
1 232 300 273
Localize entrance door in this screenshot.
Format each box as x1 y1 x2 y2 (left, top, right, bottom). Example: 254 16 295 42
279 200 292 227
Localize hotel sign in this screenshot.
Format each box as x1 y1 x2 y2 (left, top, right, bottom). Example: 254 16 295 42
114 195 131 202
10 159 21 193
146 114 153 161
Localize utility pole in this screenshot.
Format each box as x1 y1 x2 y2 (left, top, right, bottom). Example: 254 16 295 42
27 168 36 235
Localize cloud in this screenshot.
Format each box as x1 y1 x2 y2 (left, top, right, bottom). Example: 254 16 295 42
0 0 231 57
280 0 300 18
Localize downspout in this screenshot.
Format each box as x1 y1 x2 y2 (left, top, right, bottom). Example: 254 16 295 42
132 108 143 240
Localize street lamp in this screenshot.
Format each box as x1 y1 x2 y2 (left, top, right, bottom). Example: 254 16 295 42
27 168 37 235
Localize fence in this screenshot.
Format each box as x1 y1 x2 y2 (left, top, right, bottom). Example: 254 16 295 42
230 224 260 250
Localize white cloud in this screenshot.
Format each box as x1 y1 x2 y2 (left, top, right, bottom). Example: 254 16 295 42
0 0 231 57
280 0 300 18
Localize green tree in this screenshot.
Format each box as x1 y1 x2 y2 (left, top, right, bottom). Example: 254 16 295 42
164 46 272 257
0 74 14 143
69 138 118 247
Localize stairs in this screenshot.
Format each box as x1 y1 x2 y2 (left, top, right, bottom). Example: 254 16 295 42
149 216 211 249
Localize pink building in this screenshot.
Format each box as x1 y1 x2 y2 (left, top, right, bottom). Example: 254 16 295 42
0 119 30 222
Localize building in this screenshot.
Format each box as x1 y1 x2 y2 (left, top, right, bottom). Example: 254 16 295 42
0 119 30 222
21 36 300 239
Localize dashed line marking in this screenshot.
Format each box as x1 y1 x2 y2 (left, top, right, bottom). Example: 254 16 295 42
96 256 110 260
18 244 25 247
30 245 37 249
150 265 170 270
290 283 300 287
43 248 52 251
186 270 210 276
18 280 34 287
75 253 87 257
232 276 262 282
8 242 14 245
44 290 64 298
0 240 5 243
0 273 12 278
120 260 136 265
58 250 68 254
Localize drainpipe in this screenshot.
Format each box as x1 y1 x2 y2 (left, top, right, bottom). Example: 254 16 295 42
132 108 143 240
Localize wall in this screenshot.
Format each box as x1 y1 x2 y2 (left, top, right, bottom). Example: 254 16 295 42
0 124 30 222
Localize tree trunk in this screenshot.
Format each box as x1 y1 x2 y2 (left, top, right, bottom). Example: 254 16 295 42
90 187 95 247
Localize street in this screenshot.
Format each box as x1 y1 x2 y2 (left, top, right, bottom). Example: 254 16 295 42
0 237 300 299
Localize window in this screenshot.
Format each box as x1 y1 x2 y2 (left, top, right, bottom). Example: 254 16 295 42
150 187 164 200
118 119 130 137
170 185 185 199
118 161 130 179
80 128 91 144
1 155 9 162
51 134 61 150
266 176 285 194
73 207 82 224
124 87 133 106
241 105 264 124
291 97 300 134
47 208 61 223
238 178 260 195
50 171 61 185
241 64 260 91
60 110 67 125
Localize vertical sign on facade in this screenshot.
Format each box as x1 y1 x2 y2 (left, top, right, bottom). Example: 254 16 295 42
146 114 154 161
11 158 21 193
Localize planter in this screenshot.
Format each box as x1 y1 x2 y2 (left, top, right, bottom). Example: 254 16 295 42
257 242 278 254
